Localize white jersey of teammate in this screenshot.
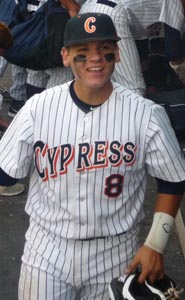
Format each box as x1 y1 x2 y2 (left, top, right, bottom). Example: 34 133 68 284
27 0 47 12
80 0 185 95
0 81 185 239
118 0 185 39
81 0 184 38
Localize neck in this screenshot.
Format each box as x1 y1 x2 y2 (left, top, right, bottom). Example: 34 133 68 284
73 81 113 106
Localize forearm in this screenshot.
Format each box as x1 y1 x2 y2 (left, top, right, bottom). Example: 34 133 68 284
154 193 183 217
58 0 80 16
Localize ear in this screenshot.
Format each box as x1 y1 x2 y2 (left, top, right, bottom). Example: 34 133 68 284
61 47 71 67
114 44 120 63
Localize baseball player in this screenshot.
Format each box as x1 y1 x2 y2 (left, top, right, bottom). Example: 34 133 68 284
8 65 28 117
80 0 185 93
0 22 25 196
0 22 26 119
0 22 12 118
0 62 27 119
118 0 185 87
37 0 144 94
0 12 185 300
24 0 80 95
0 22 12 128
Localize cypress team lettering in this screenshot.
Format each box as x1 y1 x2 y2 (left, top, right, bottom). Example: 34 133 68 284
34 140 137 181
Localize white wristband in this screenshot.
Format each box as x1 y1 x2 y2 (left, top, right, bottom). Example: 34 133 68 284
144 212 175 254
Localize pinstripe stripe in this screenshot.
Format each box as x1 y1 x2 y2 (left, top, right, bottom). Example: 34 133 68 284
97 0 117 7
118 0 184 34
10 65 27 101
26 70 49 88
0 57 8 77
27 0 47 12
45 67 74 89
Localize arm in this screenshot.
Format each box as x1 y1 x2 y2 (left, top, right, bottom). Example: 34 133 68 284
58 0 80 17
128 102 185 283
109 6 146 96
126 190 183 283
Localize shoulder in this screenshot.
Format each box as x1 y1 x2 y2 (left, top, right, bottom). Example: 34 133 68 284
112 81 157 107
112 81 167 121
30 81 70 102
24 82 72 116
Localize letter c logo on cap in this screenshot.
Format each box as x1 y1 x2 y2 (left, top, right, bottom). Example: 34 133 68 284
84 17 96 33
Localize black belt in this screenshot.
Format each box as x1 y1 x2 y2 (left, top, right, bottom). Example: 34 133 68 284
97 0 117 8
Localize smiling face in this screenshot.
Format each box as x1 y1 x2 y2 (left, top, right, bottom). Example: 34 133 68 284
62 40 120 92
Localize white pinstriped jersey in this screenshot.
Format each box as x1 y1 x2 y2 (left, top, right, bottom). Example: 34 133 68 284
10 65 27 101
0 81 185 242
26 70 49 88
27 0 47 12
80 1 146 95
15 0 47 11
117 0 185 39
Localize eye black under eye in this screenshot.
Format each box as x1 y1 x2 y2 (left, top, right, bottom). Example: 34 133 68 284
73 55 87 62
104 53 115 62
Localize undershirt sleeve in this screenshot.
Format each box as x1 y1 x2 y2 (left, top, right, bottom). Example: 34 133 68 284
0 167 18 186
156 177 185 195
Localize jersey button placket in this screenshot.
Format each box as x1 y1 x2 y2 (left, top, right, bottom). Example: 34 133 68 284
81 114 90 142
76 114 92 235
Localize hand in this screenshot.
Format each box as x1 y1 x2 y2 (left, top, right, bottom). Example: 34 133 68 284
125 245 164 284
58 0 80 17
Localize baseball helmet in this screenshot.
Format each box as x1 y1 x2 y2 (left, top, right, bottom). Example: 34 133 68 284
63 12 121 47
109 271 184 300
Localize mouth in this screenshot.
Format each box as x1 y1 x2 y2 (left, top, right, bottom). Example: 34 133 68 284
87 67 103 72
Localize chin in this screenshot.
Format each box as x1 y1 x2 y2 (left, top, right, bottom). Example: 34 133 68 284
86 77 109 88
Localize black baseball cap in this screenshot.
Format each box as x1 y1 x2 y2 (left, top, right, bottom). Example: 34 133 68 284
63 12 121 47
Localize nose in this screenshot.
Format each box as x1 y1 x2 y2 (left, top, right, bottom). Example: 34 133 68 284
88 48 104 62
